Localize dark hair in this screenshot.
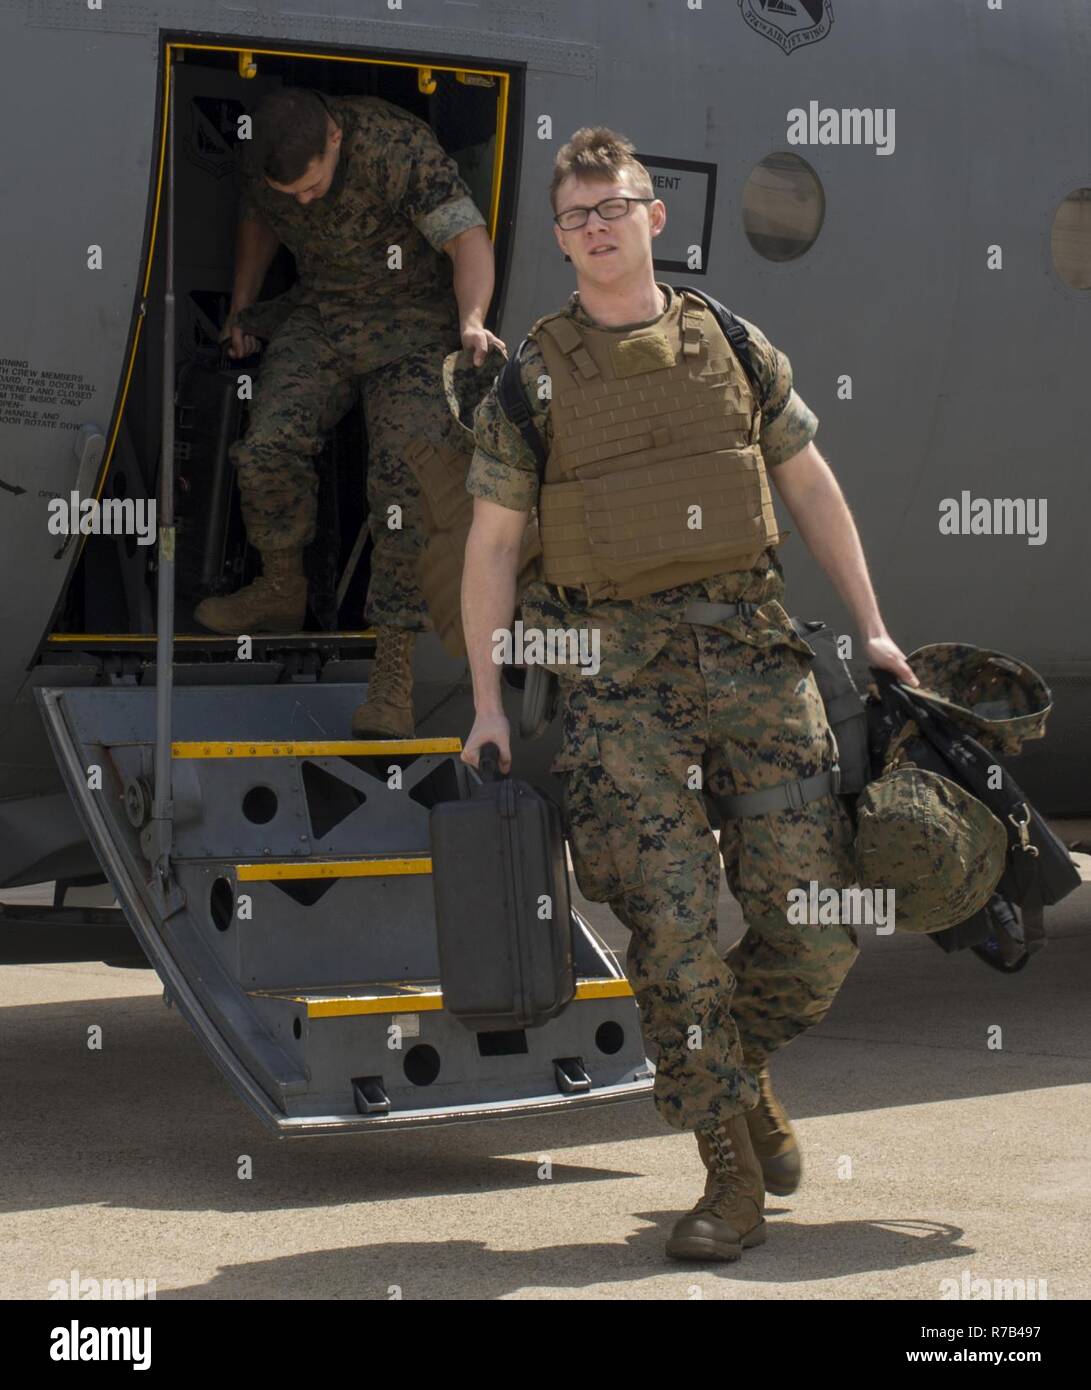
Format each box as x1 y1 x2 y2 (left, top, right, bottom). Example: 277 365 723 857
252 88 332 184
549 126 653 211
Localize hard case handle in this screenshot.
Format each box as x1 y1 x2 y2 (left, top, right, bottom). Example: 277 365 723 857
474 741 505 784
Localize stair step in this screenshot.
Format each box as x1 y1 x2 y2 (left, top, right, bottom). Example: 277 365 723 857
236 855 432 882
252 976 634 1019
173 737 462 759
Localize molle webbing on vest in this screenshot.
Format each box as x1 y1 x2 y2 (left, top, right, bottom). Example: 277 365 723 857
538 446 777 594
533 292 779 602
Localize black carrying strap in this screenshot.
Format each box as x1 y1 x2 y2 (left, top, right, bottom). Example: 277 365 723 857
496 336 548 475
495 288 760 479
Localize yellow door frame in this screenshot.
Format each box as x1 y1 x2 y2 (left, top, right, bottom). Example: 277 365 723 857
60 39 511 645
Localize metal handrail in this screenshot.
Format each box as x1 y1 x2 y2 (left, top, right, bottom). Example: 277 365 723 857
149 64 177 892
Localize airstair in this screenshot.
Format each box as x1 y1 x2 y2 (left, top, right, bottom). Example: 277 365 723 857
37 683 653 1133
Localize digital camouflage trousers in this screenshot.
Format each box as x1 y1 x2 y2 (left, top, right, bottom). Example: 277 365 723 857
229 301 460 629
551 611 860 1132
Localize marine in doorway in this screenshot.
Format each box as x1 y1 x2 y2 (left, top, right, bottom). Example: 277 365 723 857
460 128 919 1262
194 86 504 737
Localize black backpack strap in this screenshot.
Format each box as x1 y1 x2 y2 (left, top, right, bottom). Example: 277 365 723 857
673 284 761 399
496 337 548 478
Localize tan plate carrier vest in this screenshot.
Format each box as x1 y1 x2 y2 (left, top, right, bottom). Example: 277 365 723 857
534 289 782 603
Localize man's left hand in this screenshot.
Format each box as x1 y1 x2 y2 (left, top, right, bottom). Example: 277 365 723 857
864 635 920 686
462 323 507 366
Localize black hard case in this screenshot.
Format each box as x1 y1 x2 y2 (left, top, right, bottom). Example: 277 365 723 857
429 747 575 1031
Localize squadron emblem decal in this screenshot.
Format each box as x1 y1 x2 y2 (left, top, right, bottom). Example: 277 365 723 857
739 0 834 55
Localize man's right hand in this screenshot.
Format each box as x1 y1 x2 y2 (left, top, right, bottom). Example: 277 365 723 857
461 711 512 774
220 313 261 360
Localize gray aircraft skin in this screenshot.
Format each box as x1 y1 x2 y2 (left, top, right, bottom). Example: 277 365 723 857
0 0 1087 1132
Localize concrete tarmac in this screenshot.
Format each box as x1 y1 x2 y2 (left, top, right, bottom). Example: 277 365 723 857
2 848 1089 1301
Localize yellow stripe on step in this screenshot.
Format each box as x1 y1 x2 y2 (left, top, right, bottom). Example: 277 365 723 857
570 978 635 1002
173 738 461 758
237 857 433 882
256 977 635 1019
309 990 446 1018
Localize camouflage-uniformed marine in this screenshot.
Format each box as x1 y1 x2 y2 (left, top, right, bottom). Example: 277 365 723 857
231 93 486 630
468 282 860 1135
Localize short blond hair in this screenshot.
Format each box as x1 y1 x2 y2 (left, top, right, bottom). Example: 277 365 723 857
549 126 654 211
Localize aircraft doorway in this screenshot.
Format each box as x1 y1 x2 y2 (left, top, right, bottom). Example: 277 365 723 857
47 40 519 653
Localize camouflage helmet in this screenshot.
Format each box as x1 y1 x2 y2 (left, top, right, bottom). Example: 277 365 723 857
442 345 507 439
854 767 1008 933
905 643 1052 756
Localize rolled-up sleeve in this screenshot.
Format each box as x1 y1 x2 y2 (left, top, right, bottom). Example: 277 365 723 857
466 396 540 513
416 195 487 253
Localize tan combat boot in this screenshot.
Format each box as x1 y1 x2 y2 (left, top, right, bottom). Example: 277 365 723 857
665 1112 767 1262
746 1064 802 1196
351 626 417 738
193 549 307 634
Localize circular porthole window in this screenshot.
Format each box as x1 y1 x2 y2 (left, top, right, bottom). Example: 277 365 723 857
1051 188 1091 290
742 151 825 262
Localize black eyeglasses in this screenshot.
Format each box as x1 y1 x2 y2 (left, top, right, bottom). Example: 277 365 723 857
553 196 655 231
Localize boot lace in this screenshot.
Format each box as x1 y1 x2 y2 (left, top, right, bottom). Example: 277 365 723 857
694 1125 745 1213
371 628 414 706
